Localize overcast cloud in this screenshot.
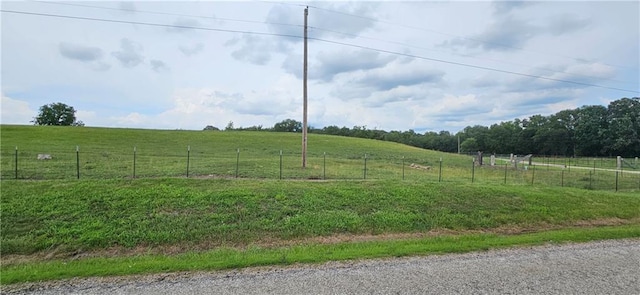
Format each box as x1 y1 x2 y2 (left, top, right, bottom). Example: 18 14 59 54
1 1 638 133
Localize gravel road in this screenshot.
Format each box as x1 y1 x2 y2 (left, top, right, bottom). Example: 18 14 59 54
6 239 639 294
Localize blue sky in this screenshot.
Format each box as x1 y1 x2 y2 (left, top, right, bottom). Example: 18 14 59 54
2 0 638 133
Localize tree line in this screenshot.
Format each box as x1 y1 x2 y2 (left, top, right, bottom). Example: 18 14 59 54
213 97 639 157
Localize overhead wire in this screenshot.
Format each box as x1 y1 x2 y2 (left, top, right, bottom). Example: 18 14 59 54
31 0 303 30
305 3 637 71
27 0 639 79
308 26 634 85
2 8 638 94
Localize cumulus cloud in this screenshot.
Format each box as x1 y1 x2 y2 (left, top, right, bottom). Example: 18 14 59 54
492 0 531 15
444 17 538 51
227 34 289 65
443 12 592 52
59 42 103 62
111 38 144 68
118 1 136 14
283 49 395 82
356 67 444 91
167 18 202 33
179 43 204 56
505 62 616 93
1 95 35 124
266 2 378 41
150 60 169 72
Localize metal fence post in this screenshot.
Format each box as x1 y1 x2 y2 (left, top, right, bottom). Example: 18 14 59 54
235 148 240 178
279 150 283 180
14 146 18 179
439 157 442 182
363 154 367 180
471 158 475 183
402 156 405 180
186 145 190 178
504 163 508 184
531 164 535 185
323 152 326 180
76 146 80 179
133 146 137 179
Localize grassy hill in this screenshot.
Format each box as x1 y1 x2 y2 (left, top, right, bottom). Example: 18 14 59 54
1 125 639 284
2 125 638 190
1 125 462 180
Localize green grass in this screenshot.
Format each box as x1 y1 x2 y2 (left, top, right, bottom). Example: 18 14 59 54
2 225 639 285
2 125 638 190
2 178 639 256
2 125 640 284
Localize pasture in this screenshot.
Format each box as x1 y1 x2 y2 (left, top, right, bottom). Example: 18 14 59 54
1 125 639 284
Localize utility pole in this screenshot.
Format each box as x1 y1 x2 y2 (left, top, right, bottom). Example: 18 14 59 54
302 6 308 168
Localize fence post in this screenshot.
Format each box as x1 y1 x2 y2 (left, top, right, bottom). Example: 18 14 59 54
323 152 326 180
186 145 190 178
76 146 80 179
589 170 593 189
14 146 18 179
615 171 619 192
402 156 405 180
363 154 367 180
235 148 240 178
439 157 442 182
279 150 283 180
504 163 507 184
531 164 535 185
561 169 564 187
133 146 137 179
471 158 475 183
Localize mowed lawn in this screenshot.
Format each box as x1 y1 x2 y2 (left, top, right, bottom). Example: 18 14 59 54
3 178 639 256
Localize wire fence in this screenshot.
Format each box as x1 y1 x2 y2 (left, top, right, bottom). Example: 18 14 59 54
2 146 639 191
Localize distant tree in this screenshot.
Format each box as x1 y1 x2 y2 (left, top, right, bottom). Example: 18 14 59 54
605 97 640 157
203 125 220 131
460 137 479 153
225 121 235 131
32 102 84 126
574 105 607 156
273 119 302 132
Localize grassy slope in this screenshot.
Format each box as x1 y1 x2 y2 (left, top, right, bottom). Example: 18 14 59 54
3 178 640 256
1 125 639 284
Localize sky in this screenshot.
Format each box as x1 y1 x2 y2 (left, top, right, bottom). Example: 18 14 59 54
1 0 639 133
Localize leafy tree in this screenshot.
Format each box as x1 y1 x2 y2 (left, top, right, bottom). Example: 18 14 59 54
32 102 84 126
460 137 479 152
574 105 607 156
273 119 302 132
203 125 220 131
225 121 235 131
605 97 640 156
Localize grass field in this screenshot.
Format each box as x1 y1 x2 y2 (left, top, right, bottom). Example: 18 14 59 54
1 125 639 285
2 125 639 190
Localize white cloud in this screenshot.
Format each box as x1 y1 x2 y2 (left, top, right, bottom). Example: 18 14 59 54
1 96 36 125
111 38 144 68
0 1 636 134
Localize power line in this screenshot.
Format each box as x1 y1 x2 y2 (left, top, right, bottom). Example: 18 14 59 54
310 38 639 94
32 0 303 30
305 4 636 71
1 9 303 39
30 1 638 77
308 26 634 85
2 9 638 94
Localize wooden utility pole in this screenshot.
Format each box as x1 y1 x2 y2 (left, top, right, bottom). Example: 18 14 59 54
302 6 308 168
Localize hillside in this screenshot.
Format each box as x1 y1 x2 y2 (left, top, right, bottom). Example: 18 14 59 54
0 125 467 180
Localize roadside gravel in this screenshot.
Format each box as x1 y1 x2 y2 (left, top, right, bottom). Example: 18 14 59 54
5 238 639 294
